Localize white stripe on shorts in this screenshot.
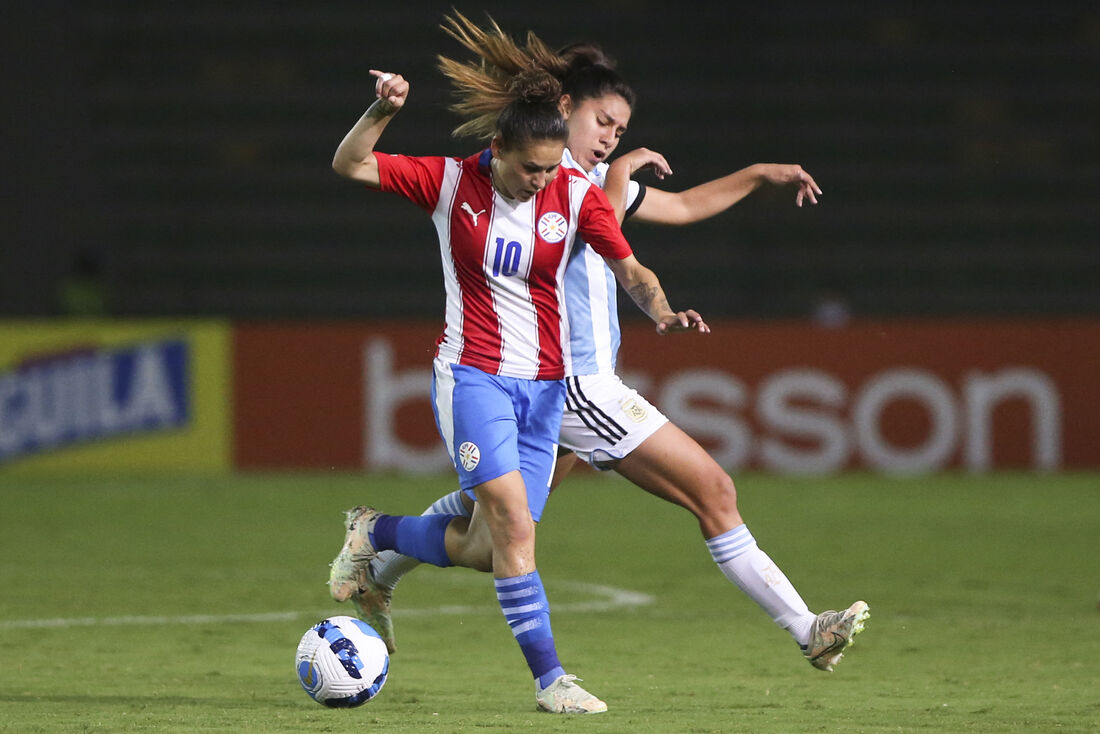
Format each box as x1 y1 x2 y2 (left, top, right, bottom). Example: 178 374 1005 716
433 358 458 464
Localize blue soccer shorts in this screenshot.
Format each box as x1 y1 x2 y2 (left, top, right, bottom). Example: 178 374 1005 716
431 359 564 522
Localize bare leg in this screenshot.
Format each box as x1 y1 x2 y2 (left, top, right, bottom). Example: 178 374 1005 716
376 450 570 585
613 422 815 643
441 500 494 572
613 422 742 538
467 470 537 576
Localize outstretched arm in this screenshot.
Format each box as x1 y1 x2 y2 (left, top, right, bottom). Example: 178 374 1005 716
603 148 672 223
604 254 710 335
606 150 822 226
332 70 410 187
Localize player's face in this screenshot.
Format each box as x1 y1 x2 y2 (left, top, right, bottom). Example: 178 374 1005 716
489 138 565 202
562 93 632 173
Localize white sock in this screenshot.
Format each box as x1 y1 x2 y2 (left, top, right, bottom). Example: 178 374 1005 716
706 525 815 646
370 490 473 590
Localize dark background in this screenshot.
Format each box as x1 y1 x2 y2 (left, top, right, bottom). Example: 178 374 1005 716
4 1 1097 321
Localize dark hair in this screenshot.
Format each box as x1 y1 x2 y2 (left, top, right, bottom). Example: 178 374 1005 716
437 13 636 140
558 42 616 69
496 70 569 150
557 42 637 109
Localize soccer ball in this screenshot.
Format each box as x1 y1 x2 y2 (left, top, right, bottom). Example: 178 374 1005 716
295 615 390 707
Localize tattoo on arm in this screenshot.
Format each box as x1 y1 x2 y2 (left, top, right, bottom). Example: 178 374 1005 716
370 99 398 118
628 282 671 321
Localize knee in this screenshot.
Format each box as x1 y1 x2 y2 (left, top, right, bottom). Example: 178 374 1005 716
700 468 739 516
464 505 535 571
495 511 536 548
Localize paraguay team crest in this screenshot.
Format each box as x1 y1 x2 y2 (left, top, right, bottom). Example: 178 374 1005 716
458 441 481 471
537 211 568 243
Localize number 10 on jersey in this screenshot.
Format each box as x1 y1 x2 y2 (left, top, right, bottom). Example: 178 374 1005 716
491 238 522 278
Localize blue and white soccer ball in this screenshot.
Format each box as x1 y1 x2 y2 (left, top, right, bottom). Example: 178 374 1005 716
295 615 390 707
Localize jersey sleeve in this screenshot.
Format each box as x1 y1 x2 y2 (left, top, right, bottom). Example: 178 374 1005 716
374 153 448 212
624 180 647 219
577 184 634 261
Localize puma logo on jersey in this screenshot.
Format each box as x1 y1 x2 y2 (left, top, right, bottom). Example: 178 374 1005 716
460 202 486 226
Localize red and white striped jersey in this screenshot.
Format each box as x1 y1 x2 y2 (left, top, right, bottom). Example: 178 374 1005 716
374 149 633 380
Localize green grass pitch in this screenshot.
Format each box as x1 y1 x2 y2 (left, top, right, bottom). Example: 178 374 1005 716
1 471 1097 733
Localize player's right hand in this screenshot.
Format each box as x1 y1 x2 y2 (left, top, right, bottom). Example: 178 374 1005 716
369 70 408 112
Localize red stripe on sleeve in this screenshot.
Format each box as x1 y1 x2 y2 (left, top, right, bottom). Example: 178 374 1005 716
375 153 448 212
578 184 634 261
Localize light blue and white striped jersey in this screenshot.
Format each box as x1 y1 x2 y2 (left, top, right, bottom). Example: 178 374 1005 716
560 148 645 377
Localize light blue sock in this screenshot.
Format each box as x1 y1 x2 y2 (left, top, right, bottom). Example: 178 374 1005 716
425 489 472 518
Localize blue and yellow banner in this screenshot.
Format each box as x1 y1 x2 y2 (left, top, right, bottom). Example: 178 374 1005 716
0 320 231 474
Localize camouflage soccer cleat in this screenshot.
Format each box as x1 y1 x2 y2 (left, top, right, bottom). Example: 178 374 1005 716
535 674 607 714
350 563 396 654
803 600 870 672
328 506 381 603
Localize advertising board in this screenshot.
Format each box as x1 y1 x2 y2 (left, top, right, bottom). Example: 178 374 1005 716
0 321 231 474
233 320 1098 474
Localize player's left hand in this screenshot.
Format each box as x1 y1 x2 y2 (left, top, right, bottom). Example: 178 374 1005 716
611 147 673 180
656 309 710 335
758 164 822 207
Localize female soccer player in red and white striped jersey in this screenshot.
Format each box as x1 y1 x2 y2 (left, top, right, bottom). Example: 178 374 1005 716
326 65 706 714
